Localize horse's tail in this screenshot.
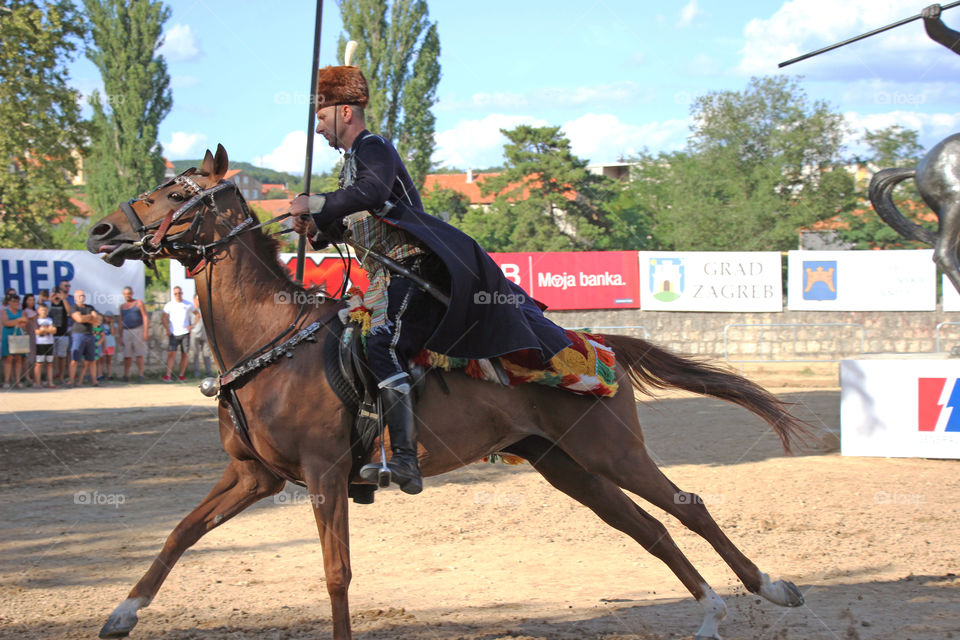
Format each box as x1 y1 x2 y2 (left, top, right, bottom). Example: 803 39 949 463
868 167 936 245
602 334 817 454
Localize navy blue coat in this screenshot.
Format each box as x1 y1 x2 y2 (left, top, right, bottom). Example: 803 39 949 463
310 131 571 361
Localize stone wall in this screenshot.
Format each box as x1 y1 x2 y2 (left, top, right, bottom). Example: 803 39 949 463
129 305 960 377
545 306 960 361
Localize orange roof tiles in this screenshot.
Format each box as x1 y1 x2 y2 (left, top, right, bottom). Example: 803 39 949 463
248 199 290 216
422 172 576 205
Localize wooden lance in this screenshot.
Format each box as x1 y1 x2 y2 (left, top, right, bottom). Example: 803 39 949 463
295 0 324 285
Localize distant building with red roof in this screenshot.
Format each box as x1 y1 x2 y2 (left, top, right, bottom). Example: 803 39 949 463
224 169 263 202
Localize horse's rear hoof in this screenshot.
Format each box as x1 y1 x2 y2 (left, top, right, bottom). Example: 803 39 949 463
99 609 138 638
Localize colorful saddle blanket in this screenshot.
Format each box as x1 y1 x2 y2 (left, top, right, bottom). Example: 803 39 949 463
345 289 618 398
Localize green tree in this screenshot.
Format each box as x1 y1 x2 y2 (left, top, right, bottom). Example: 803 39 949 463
337 0 441 188
641 76 855 251
421 184 468 221
837 125 928 249
460 125 616 252
83 0 172 217
861 124 924 168
0 1 88 248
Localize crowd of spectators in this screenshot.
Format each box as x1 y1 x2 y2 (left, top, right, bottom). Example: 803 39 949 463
0 280 210 390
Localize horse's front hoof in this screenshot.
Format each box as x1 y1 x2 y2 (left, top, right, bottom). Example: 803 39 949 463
99 600 141 638
759 574 805 607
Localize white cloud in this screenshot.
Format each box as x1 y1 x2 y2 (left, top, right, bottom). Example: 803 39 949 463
677 0 701 27
843 109 960 155
164 132 208 158
255 130 342 175
561 113 690 162
738 0 960 80
432 114 548 169
159 24 203 62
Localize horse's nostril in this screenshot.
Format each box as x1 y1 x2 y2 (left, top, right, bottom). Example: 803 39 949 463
91 222 115 239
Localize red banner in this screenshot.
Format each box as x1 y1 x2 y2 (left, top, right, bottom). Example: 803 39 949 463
279 253 369 294
278 250 640 311
490 251 640 310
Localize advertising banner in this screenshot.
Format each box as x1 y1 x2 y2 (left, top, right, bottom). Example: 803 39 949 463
0 249 144 310
787 250 935 311
175 250 639 311
841 358 960 459
489 251 640 310
636 251 782 312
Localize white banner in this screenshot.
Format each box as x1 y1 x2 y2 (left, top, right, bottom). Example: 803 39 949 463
0 249 144 311
942 274 960 311
787 250 935 311
637 251 783 312
841 358 960 459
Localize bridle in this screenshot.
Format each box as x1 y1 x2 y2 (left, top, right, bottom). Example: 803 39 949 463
121 173 261 268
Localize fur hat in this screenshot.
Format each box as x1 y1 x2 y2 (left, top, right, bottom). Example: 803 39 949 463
315 65 369 109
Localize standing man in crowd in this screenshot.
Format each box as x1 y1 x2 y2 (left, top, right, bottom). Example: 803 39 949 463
68 289 100 387
49 281 72 385
162 287 197 382
191 294 212 379
118 286 149 383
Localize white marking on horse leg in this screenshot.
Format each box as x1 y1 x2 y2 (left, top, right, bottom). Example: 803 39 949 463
112 596 150 618
757 572 805 607
693 583 726 640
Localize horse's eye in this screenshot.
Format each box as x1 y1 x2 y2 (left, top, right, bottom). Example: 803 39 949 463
168 192 185 202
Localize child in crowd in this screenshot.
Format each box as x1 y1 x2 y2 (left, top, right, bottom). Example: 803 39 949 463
34 303 56 388
92 318 105 381
101 314 115 380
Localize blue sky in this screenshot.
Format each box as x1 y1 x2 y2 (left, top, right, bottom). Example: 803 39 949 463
67 0 960 175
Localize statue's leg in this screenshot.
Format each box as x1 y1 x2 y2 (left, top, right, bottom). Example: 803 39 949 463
935 203 960 295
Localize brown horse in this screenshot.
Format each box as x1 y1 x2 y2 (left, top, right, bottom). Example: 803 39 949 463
86 145 811 640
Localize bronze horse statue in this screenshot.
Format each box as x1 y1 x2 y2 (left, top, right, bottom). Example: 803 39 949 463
86 145 811 640
869 132 960 294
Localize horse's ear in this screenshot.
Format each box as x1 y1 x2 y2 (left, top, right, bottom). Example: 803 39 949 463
199 148 215 177
212 144 228 181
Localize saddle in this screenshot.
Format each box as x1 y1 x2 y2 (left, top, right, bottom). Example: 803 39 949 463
322 312 434 505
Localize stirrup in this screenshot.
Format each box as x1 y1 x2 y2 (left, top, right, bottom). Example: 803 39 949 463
359 392 393 488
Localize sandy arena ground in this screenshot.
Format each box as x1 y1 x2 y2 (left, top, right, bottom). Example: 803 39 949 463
1 367 958 640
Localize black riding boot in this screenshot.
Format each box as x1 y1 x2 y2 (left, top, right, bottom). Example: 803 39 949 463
360 379 423 494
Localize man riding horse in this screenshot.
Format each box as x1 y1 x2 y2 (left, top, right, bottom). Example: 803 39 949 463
289 62 571 495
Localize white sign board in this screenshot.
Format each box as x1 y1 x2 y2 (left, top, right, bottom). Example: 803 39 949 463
942 274 960 312
840 358 960 459
787 250 935 311
637 251 782 312
0 249 144 311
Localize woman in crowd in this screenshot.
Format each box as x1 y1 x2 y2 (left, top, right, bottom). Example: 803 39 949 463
2 293 27 389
